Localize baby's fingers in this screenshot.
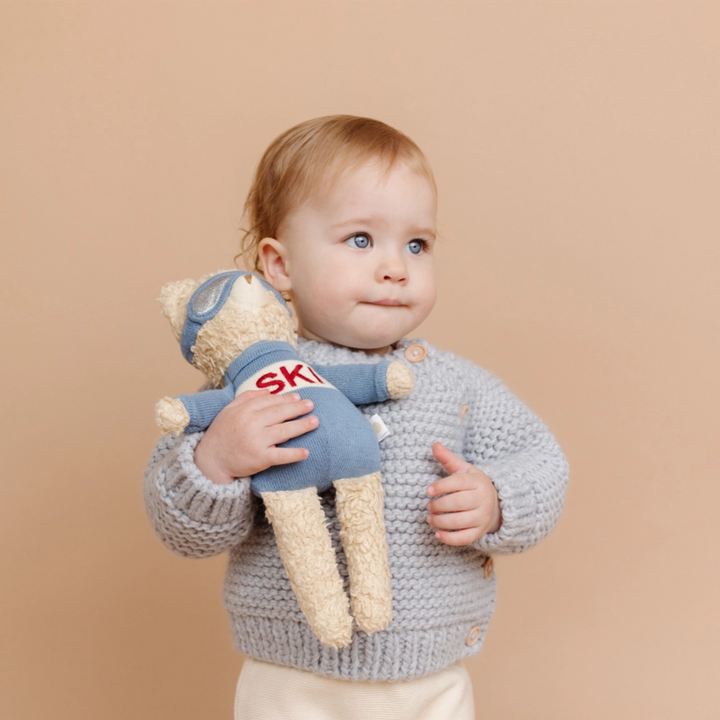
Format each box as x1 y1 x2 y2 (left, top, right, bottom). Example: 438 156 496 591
428 508 482 532
427 473 483 498
427 488 481 514
433 527 484 547
228 388 273 407
269 414 319 445
259 397 315 426
267 446 310 466
230 389 300 411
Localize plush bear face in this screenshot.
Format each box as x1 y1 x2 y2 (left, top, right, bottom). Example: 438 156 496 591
160 271 296 386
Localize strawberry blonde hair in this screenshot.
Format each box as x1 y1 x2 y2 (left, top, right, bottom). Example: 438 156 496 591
237 115 436 274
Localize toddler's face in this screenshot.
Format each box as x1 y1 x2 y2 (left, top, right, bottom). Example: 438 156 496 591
263 159 437 353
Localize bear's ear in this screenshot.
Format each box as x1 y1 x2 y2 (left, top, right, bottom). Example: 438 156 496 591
158 278 198 340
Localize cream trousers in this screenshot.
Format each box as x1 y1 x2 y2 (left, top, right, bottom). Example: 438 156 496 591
234 657 475 720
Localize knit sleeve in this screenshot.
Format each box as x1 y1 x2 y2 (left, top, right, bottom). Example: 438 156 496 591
143 432 256 558
462 364 569 555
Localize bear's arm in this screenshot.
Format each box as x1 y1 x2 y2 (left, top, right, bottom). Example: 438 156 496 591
311 361 395 405
177 385 236 433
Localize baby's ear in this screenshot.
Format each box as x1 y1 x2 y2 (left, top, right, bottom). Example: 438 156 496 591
158 278 198 339
259 238 292 293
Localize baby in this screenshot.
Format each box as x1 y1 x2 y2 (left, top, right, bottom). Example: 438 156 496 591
143 115 569 720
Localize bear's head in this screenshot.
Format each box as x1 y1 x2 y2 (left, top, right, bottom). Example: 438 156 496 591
159 271 296 387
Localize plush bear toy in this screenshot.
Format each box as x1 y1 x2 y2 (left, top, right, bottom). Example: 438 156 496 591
155 270 415 648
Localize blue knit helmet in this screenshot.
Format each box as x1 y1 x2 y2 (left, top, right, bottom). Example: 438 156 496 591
180 271 289 364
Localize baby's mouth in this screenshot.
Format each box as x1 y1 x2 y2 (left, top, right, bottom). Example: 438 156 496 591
366 299 404 306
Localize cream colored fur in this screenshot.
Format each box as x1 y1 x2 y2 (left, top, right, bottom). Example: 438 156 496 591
156 271 394 647
193 300 295 387
157 270 296 388
334 474 393 634
155 397 191 434
386 361 415 399
261 488 353 648
158 276 202 340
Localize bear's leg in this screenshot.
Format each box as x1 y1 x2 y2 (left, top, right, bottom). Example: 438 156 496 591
261 487 353 648
333 473 392 635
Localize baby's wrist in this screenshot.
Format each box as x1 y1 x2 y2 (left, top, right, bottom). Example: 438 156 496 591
194 437 236 485
486 486 502 534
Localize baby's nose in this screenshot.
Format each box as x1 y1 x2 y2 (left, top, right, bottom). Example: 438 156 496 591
377 255 408 283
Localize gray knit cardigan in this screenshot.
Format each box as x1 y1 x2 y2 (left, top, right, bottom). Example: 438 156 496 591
143 337 569 682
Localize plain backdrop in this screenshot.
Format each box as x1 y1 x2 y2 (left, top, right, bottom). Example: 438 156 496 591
1 2 718 719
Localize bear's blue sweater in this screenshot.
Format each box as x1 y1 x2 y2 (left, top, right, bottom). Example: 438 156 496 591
176 340 392 494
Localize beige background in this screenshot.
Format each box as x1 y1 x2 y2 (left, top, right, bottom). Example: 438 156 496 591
1 2 718 718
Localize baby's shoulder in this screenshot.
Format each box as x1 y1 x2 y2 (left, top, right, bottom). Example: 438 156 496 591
403 338 497 386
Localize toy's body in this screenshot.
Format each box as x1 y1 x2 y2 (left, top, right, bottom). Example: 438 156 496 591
155 270 414 647
172 337 403 494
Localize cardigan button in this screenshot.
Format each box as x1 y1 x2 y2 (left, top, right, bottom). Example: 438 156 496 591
483 557 494 578
465 625 482 646
460 404 469 419
404 343 427 362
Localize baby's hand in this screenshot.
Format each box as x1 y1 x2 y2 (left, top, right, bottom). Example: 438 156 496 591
427 442 502 546
194 389 318 484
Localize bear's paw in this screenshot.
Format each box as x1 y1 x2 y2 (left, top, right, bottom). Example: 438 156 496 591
155 397 191 435
386 361 414 399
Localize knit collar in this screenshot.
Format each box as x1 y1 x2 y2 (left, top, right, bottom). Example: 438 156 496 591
296 336 425 366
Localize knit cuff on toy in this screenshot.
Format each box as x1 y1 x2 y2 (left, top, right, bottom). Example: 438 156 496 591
153 432 252 527
471 449 567 555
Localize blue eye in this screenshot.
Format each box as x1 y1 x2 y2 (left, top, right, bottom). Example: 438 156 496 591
407 239 425 254
346 233 371 249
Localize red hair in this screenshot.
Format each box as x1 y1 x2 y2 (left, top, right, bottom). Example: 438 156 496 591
237 115 436 273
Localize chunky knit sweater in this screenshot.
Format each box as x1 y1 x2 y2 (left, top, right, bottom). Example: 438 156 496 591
143 337 569 682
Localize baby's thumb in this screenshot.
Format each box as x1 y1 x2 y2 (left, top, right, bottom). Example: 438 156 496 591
432 442 472 475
